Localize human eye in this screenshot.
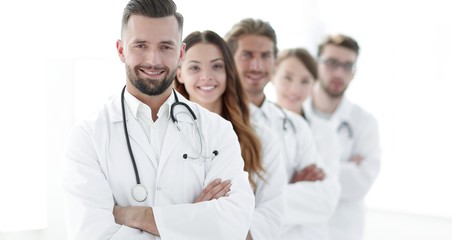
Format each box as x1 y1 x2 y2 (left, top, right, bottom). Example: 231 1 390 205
284 75 293 82
135 43 146 49
262 52 273 60
164 40 178 49
161 44 175 51
301 78 311 84
344 62 356 72
188 64 200 71
241 51 252 59
325 59 340 68
213 63 224 70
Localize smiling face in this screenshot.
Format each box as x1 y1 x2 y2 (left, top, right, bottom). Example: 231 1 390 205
176 43 226 112
272 56 315 114
116 15 185 97
232 34 275 104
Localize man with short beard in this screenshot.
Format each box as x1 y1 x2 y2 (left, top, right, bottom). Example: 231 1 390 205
304 34 381 240
62 0 255 239
225 18 341 240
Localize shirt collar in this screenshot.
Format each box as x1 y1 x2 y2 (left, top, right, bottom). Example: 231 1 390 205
124 89 175 121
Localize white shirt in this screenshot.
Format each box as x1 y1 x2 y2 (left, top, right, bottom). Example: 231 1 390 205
124 90 170 164
304 97 381 240
249 99 340 240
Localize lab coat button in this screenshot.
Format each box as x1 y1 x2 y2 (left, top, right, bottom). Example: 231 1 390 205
156 187 161 191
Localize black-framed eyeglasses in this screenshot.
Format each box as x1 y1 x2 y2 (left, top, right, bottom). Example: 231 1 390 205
318 58 356 74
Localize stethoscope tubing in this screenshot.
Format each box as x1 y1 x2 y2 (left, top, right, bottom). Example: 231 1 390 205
337 121 353 139
273 103 297 134
121 86 218 202
121 86 141 185
120 85 215 202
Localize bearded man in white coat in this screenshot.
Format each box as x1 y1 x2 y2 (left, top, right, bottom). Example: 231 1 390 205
61 0 255 239
304 34 381 240
225 18 341 240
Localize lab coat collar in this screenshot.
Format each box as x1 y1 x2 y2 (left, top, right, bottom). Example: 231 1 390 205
303 96 352 123
303 97 316 121
304 96 334 119
249 102 269 122
332 97 353 123
250 97 286 119
259 99 273 120
262 99 287 121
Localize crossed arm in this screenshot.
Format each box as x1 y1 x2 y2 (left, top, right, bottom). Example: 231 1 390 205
112 179 232 236
290 163 325 183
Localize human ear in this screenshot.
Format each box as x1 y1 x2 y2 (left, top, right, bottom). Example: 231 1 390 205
116 40 125 63
176 68 184 83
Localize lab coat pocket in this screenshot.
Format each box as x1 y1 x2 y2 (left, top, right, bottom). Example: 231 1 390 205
183 158 205 202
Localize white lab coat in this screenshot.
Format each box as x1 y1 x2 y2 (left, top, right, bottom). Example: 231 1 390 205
296 111 342 240
62 90 255 240
249 122 287 240
249 99 340 240
304 97 381 240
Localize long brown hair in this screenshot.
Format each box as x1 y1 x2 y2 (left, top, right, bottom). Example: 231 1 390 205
174 30 264 188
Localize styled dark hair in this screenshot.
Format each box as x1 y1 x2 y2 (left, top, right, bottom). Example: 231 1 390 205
276 48 318 80
121 0 183 36
317 34 360 57
224 18 278 57
174 30 264 189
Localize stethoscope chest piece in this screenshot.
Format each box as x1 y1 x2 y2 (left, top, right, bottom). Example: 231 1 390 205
132 184 148 202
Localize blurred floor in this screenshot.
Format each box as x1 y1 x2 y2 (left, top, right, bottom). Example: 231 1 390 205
365 208 452 240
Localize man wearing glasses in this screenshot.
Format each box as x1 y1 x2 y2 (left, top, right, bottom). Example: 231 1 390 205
303 34 381 240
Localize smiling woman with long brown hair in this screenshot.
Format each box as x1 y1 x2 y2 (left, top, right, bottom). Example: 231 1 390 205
175 30 286 240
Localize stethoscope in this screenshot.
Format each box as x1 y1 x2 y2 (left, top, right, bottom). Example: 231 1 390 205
273 103 297 134
120 86 218 202
273 102 353 139
337 121 353 139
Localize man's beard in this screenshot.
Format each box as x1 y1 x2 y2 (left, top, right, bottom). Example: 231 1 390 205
126 64 177 96
320 79 347 99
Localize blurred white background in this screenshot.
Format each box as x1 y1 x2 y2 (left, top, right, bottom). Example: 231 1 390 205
1 0 451 239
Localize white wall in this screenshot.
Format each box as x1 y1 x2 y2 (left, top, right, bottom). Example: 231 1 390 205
0 0 48 236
